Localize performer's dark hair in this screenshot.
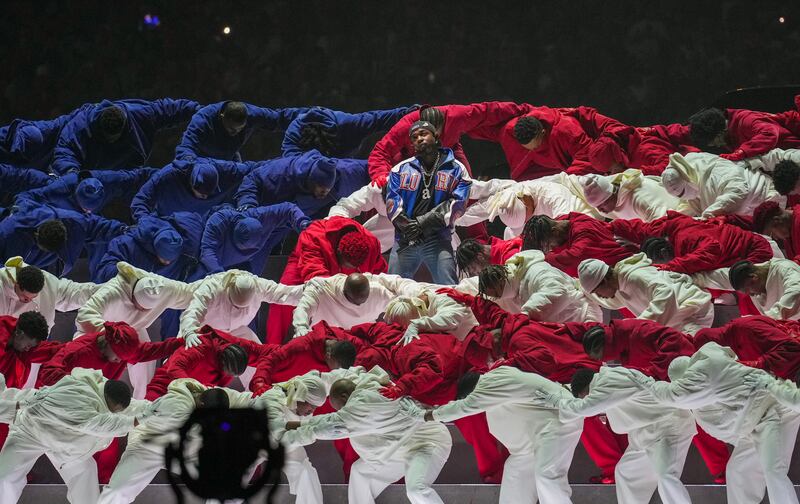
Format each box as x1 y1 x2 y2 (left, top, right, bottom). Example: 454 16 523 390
36 219 67 252
640 237 674 263
728 260 756 291
478 265 508 296
330 341 357 368
220 344 249 376
773 160 800 196
582 326 607 357
199 388 231 409
16 311 48 341
419 106 445 130
570 368 597 398
513 116 544 144
222 101 248 125
456 371 481 399
98 106 126 137
16 266 44 294
298 123 337 157
455 239 485 274
522 215 555 251
104 379 132 408
688 108 726 149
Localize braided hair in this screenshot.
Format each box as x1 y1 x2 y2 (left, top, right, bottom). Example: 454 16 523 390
419 106 445 130
298 122 338 157
478 265 509 297
521 215 555 251
456 239 486 275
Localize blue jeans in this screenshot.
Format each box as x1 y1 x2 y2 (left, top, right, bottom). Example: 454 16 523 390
388 237 457 285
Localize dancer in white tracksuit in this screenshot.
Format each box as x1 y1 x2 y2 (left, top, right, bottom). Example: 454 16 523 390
99 372 327 504
729 258 800 321
0 373 35 424
179 270 302 387
292 272 404 337
661 152 784 218
0 256 99 387
411 366 583 504
581 169 682 221
476 249 602 322
549 366 695 504
75 262 199 398
457 178 599 238
635 343 800 504
578 253 714 334
283 370 452 504
0 368 145 504
381 285 474 343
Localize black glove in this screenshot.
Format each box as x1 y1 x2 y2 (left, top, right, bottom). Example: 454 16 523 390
417 211 445 238
394 214 422 244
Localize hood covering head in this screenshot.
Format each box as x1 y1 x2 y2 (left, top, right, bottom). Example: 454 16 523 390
668 355 691 381
103 322 141 362
582 174 615 207
307 157 338 188
10 125 45 155
280 371 329 409
578 259 610 293
232 217 263 250
190 162 219 195
588 136 629 172
383 295 427 326
132 276 166 310
224 271 257 308
75 178 105 212
662 153 700 199
152 227 183 262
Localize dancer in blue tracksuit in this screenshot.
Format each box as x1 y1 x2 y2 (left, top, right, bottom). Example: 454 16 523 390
0 200 126 277
0 164 54 204
386 120 472 284
17 167 155 215
234 149 369 219
130 159 254 220
198 203 311 276
281 105 414 158
174 101 308 161
0 105 90 172
94 212 205 283
51 98 200 175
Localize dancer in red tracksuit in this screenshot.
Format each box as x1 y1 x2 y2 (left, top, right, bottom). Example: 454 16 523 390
352 322 507 483
568 319 731 481
454 236 523 277
522 212 636 277
468 106 622 179
754 201 800 264
144 326 272 400
686 107 800 161
265 216 386 344
694 316 800 380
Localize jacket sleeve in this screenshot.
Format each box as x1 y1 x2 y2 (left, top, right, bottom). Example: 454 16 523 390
637 281 683 327
505 345 559 377
51 117 90 175
646 327 694 379
234 169 263 209
55 277 99 312
609 218 655 245
0 166 52 195
28 341 63 363
198 214 227 275
248 106 308 131
254 202 309 232
130 168 166 220
367 117 412 180
75 281 118 333
102 168 158 202
291 280 324 337
256 278 303 306
767 378 800 411
335 107 413 146
85 215 126 245
445 164 473 225
722 117 782 161
384 166 406 221
131 337 184 363
174 108 209 161
178 282 215 338
169 347 207 379
558 372 636 420
765 266 800 320
296 236 335 280
147 99 201 129
69 412 136 437
328 184 381 218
